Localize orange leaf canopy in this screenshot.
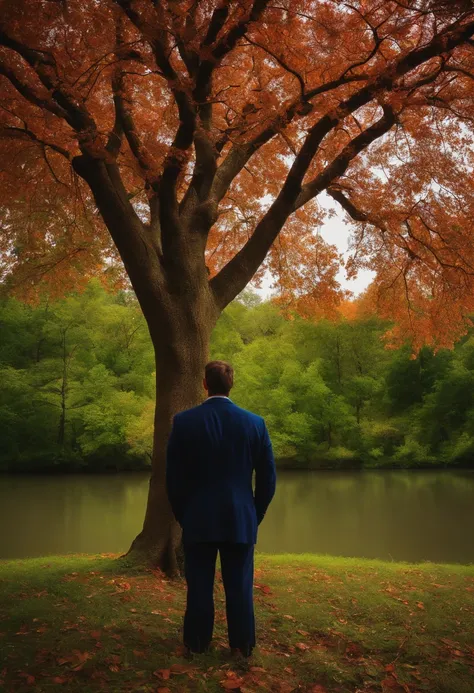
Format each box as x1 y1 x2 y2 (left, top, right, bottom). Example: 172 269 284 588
0 0 473 348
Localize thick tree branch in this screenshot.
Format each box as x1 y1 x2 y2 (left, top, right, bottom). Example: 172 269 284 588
327 187 376 224
209 15 474 309
72 155 163 302
211 13 474 204
211 0 271 62
0 124 71 159
294 105 397 210
0 30 99 140
111 59 159 188
209 108 396 309
179 0 272 216
179 1 272 222
114 0 197 210
209 75 368 207
0 62 68 120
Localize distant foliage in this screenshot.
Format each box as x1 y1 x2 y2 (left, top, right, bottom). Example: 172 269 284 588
0 280 154 471
1 283 474 471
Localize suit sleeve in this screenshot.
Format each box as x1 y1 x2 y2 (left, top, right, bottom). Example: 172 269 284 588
254 420 277 525
165 415 187 525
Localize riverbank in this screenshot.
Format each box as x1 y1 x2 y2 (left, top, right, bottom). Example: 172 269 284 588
3 457 474 473
1 554 473 692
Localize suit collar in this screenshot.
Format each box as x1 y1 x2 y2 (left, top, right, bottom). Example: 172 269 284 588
202 396 233 405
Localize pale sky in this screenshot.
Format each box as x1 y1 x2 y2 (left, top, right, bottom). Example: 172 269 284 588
254 192 375 299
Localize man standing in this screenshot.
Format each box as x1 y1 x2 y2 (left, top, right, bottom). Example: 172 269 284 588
166 360 276 658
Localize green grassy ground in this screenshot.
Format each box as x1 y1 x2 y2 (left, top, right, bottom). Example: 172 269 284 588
0 553 473 693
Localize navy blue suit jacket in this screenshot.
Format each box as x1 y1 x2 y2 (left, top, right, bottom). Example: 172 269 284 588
165 397 276 544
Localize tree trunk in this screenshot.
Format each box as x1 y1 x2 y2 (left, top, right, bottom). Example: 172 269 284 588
126 289 218 574
72 155 221 574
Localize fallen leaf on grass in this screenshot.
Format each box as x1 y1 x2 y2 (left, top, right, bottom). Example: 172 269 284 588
345 642 363 658
309 686 328 693
254 584 272 595
381 677 411 692
51 676 68 684
295 642 310 651
154 669 171 680
278 682 295 693
19 673 35 685
56 650 94 669
156 688 171 693
170 663 196 674
440 638 457 647
221 678 245 690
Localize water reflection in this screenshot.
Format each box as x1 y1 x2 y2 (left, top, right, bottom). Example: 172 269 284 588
1 471 474 564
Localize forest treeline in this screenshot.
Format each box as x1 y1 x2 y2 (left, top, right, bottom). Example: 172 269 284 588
1 279 474 472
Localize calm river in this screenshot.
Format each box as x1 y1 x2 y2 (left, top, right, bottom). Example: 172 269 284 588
1 470 474 564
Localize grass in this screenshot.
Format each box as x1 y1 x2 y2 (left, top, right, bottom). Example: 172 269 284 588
0 553 474 692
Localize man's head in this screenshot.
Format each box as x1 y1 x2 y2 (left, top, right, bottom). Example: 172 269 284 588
204 360 234 397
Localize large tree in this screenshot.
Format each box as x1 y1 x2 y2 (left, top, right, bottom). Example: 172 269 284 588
1 0 474 571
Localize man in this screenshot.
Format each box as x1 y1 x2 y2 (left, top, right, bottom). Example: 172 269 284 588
166 360 276 658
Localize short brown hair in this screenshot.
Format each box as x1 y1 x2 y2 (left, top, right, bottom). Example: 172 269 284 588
205 360 234 396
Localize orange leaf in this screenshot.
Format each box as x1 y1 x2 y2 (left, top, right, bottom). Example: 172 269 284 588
221 679 245 690
19 673 35 685
154 669 171 680
295 642 310 651
279 683 296 693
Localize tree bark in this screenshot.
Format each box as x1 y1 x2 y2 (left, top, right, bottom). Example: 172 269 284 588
126 286 218 573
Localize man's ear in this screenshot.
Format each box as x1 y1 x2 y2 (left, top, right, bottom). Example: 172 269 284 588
203 378 208 392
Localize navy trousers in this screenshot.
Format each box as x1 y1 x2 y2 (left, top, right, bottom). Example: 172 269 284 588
183 542 255 653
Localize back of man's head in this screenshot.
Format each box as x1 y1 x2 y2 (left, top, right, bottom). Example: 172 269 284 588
204 361 234 396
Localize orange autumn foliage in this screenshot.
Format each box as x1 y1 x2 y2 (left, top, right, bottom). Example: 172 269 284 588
0 0 473 348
